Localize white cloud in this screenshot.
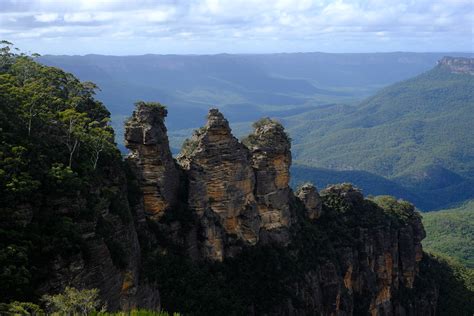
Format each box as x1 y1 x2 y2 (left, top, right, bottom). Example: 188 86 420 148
34 13 59 22
64 12 94 22
1 0 472 54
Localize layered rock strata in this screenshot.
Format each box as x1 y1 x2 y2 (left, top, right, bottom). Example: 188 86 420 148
437 56 474 75
177 109 261 260
284 184 429 315
124 102 179 221
123 106 438 314
244 118 292 239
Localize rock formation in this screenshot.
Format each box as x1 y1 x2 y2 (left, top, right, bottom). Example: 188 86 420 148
34 156 159 311
177 109 260 260
295 183 322 220
244 118 292 241
13 104 439 313
125 102 179 221
123 106 439 314
437 56 474 75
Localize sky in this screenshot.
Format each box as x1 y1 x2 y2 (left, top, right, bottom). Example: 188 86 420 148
0 0 473 55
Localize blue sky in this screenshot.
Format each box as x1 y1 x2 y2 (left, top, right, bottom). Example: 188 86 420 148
1 0 472 55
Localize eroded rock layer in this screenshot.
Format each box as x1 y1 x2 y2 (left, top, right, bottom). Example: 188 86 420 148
125 102 179 221
438 56 474 74
244 118 292 239
177 109 260 260
123 106 439 314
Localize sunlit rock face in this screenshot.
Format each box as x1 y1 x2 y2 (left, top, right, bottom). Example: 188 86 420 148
243 118 292 242
121 105 436 315
177 109 260 260
124 102 179 221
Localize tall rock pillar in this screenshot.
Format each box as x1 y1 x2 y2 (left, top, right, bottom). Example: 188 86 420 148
124 102 179 221
243 118 292 240
177 109 260 260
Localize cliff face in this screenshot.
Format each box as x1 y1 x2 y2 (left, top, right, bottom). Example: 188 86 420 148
244 118 292 243
124 102 179 221
177 109 261 260
11 104 438 314
124 107 438 315
290 185 429 315
9 152 160 311
437 56 474 75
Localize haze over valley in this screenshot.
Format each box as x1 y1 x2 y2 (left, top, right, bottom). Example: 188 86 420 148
1 0 473 314
39 52 474 210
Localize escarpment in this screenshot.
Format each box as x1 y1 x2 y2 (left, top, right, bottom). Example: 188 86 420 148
123 106 438 315
437 56 474 75
2 52 460 315
6 102 440 314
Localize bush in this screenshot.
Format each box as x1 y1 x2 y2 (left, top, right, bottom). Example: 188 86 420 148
42 286 106 315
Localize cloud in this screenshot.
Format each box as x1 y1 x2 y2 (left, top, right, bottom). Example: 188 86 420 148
0 0 472 54
34 13 59 22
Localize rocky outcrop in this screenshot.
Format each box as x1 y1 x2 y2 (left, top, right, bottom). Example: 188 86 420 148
34 160 159 311
295 183 322 220
285 186 432 315
125 102 179 221
121 106 438 314
177 109 260 260
244 118 292 241
437 56 474 75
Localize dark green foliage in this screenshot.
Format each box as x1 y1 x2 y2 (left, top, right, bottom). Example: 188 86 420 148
371 195 421 225
416 253 474 315
422 200 474 268
94 310 180 316
134 100 167 110
142 194 433 315
143 246 295 315
0 300 44 315
0 43 127 303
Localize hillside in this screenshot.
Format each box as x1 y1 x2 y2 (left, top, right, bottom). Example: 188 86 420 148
423 200 474 268
287 57 474 210
3 46 473 315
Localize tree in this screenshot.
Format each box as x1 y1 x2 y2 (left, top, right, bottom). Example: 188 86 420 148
42 286 106 315
87 119 113 170
58 108 90 168
4 301 43 315
0 40 16 71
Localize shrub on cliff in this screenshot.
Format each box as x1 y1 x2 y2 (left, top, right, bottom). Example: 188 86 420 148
42 287 106 315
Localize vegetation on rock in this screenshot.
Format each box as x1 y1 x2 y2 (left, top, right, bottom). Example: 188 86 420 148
0 42 126 304
1 43 473 315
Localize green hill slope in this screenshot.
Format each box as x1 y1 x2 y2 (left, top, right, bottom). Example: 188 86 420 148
422 200 474 268
287 58 474 209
